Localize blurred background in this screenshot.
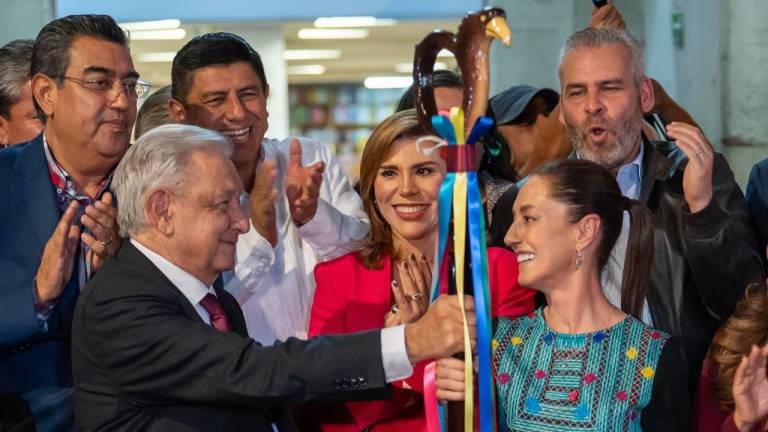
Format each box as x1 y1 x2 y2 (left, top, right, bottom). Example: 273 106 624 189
2 0 765 187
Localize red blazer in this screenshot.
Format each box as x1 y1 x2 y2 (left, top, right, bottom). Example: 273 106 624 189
298 247 536 432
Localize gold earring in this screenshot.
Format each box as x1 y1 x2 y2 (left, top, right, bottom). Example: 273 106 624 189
576 249 583 269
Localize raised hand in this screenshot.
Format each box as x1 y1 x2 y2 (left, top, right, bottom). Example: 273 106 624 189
284 139 324 226
666 122 714 213
35 201 81 303
384 253 432 327
732 344 768 432
250 159 279 247
404 294 476 363
81 192 121 273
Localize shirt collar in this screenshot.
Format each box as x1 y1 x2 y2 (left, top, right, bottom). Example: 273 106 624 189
618 142 644 179
130 239 215 307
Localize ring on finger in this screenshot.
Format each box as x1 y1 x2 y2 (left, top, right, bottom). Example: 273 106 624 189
405 293 424 302
695 148 704 156
97 237 113 247
390 304 399 314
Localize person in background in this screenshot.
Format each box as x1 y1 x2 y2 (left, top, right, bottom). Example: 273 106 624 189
436 159 688 431
134 84 173 139
168 32 368 345
0 14 141 431
695 284 768 432
297 109 535 431
0 39 43 147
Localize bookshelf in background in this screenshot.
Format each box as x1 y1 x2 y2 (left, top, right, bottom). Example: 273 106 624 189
289 84 404 180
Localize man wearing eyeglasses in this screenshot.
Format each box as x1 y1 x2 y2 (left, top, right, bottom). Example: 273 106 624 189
0 14 146 432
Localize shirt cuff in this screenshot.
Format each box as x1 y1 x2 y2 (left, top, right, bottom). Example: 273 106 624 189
381 325 413 383
32 279 55 328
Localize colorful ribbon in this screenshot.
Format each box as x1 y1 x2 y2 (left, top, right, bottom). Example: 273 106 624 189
424 108 495 432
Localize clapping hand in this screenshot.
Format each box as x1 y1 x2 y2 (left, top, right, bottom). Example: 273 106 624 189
81 192 121 273
285 139 324 226
35 201 81 303
250 159 279 247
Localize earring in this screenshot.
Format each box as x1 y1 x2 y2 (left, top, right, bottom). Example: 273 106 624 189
575 249 583 269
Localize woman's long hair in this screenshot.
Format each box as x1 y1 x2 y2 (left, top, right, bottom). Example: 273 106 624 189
532 159 655 319
357 109 429 269
709 284 768 409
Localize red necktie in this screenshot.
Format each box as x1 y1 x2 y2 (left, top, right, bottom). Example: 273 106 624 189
199 293 232 332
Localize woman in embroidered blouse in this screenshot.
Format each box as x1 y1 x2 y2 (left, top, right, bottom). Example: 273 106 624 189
295 109 536 432
435 159 687 431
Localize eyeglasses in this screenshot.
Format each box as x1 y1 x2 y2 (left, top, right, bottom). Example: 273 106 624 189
62 76 150 99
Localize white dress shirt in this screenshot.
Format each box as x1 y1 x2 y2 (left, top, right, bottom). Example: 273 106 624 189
225 137 369 345
598 144 654 326
130 239 216 324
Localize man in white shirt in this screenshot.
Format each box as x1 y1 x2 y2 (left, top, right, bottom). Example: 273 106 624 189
72 124 474 432
169 32 367 344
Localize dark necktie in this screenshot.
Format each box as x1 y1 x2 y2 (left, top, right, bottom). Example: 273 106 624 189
199 293 232 332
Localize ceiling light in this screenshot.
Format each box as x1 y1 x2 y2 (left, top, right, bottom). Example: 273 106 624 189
394 62 448 73
129 29 187 40
119 19 181 31
137 52 178 62
287 65 326 75
364 76 413 89
437 49 455 58
313 16 397 28
298 28 369 40
283 49 342 60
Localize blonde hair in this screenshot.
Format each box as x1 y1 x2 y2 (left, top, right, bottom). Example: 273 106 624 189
709 283 768 409
357 109 429 269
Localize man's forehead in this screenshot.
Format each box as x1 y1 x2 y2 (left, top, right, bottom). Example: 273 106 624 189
189 62 262 90
66 36 136 77
562 44 631 77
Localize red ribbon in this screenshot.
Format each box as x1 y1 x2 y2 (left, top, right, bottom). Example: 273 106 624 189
439 145 476 173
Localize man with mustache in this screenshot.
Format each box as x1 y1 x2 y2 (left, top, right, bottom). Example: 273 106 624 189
168 33 368 345
0 15 141 431
555 27 763 399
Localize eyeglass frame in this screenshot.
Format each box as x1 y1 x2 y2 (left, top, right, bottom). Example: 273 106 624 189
61 76 151 99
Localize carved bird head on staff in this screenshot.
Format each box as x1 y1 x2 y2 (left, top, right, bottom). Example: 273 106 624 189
413 7 511 141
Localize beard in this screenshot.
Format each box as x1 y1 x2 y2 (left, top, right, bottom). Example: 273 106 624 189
566 110 644 173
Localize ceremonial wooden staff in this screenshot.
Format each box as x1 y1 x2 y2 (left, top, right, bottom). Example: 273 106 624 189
412 7 510 432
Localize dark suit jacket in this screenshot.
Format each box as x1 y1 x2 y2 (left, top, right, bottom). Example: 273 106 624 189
0 134 78 432
72 241 389 432
746 157 768 264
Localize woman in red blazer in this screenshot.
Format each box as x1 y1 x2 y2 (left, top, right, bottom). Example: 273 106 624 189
297 109 535 431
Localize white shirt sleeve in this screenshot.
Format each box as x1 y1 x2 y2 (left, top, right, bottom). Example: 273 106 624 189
296 138 369 260
226 222 276 304
380 325 414 382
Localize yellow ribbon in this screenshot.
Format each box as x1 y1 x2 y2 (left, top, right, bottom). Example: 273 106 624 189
449 107 472 431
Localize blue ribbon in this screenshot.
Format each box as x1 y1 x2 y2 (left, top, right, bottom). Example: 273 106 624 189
468 170 493 432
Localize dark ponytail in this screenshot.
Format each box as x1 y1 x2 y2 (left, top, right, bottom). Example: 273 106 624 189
532 159 655 320
620 197 654 319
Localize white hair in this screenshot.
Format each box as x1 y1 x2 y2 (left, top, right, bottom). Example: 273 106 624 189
113 124 234 237
558 28 646 85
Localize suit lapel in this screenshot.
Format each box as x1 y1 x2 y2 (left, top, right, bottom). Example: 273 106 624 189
119 242 208 323
9 135 60 254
